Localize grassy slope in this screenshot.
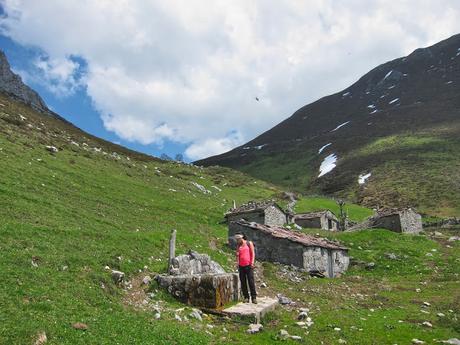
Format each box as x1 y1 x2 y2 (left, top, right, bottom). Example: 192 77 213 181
341 132 460 217
0 95 459 344
0 94 278 344
294 196 374 222
234 129 460 218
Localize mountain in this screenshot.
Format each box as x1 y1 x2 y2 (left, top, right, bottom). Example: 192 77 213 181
0 50 49 112
197 34 460 217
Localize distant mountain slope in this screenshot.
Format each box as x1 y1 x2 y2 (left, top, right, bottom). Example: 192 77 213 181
197 34 460 217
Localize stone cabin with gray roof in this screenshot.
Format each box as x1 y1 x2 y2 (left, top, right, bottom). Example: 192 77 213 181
228 220 349 278
225 200 287 227
292 210 339 231
347 208 423 234
371 208 422 234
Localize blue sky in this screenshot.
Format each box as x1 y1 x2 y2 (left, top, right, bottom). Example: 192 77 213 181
0 34 188 160
1 1 459 162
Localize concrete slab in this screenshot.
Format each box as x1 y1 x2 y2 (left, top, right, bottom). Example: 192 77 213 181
222 297 278 323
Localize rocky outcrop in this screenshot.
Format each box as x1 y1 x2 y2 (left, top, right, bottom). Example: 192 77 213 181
0 50 48 112
169 250 225 275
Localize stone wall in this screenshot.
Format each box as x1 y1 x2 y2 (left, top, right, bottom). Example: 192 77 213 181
293 211 339 231
229 222 349 277
370 209 422 234
229 222 305 267
331 249 350 276
302 247 349 277
156 273 239 309
302 247 329 273
399 209 423 233
294 217 322 229
373 214 402 232
264 206 287 226
156 250 239 309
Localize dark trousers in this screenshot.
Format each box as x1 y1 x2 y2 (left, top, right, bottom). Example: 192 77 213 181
239 265 257 299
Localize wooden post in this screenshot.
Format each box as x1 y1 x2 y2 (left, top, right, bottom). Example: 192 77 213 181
168 229 176 273
232 200 236 209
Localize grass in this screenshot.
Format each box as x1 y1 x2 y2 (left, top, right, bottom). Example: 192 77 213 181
294 196 374 222
0 94 459 344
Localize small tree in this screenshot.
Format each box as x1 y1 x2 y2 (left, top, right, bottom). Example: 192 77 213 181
337 199 348 231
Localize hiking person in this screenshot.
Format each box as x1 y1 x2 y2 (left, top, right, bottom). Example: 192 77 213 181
235 233 257 304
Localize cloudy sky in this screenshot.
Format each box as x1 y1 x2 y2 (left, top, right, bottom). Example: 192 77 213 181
1 1 459 161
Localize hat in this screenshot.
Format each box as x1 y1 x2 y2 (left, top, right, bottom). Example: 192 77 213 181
234 234 244 240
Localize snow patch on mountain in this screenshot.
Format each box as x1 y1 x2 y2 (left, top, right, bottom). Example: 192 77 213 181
331 121 350 132
318 154 337 178
318 143 332 154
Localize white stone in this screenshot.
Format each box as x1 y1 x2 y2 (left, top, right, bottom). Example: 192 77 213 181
45 145 58 153
246 323 263 334
279 330 289 338
142 275 152 285
189 309 202 322
441 339 460 345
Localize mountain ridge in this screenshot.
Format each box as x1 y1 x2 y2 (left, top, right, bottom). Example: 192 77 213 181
196 33 460 216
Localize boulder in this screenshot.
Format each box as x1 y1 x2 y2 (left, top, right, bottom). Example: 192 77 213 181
246 323 263 334
111 270 125 284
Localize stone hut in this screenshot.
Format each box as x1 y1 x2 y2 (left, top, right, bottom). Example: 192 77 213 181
292 210 339 231
156 250 239 309
225 200 287 226
228 220 349 278
370 208 422 234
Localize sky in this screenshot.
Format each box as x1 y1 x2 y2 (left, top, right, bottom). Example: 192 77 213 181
0 1 459 162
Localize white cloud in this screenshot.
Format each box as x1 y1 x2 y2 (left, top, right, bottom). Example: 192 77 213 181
1 0 460 159
33 56 82 97
185 131 244 161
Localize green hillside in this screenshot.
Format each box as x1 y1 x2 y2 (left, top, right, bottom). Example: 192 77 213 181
0 94 459 344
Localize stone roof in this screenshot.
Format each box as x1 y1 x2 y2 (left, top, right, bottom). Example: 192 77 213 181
375 208 419 218
294 210 337 220
225 200 284 217
235 220 348 250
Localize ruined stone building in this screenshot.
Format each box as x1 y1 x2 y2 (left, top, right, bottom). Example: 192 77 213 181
225 200 287 226
346 208 423 233
370 208 423 234
228 220 349 278
292 210 339 231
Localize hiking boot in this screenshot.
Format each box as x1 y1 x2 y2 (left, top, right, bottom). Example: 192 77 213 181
252 298 257 304
244 298 250 303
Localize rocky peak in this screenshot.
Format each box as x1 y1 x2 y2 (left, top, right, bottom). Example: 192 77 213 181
0 50 48 112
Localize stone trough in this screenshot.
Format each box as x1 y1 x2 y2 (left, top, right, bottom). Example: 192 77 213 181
156 245 239 309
